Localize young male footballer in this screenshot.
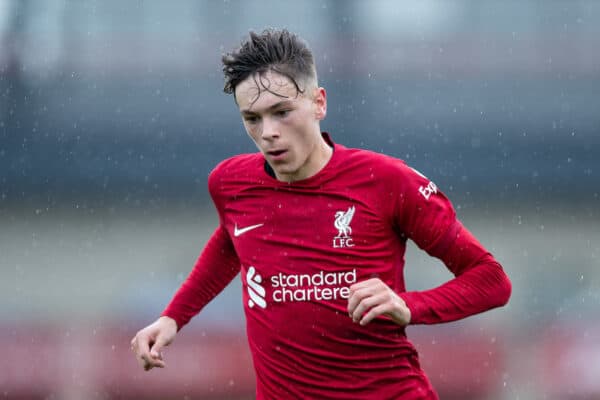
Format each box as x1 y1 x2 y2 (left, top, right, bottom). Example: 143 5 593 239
131 29 512 399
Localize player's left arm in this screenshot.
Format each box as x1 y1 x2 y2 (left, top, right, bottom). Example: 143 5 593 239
402 220 512 325
347 163 511 326
347 224 511 326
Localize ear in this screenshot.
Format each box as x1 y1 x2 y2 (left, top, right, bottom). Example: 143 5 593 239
313 87 327 120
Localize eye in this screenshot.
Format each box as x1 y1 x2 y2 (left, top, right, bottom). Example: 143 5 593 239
244 115 260 124
275 109 290 118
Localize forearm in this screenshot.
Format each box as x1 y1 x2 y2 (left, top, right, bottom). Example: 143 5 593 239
161 225 240 330
403 222 512 324
401 258 511 324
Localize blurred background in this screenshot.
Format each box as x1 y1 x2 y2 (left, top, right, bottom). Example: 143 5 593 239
1 0 598 399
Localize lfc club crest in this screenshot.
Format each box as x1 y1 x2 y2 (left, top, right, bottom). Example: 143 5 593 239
333 206 355 248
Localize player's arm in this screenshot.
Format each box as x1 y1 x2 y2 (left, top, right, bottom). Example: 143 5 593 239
348 163 511 326
401 219 511 324
347 222 510 326
161 225 240 329
131 225 240 370
396 167 511 324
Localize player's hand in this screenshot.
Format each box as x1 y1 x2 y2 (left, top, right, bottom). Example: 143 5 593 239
130 316 178 371
347 278 411 327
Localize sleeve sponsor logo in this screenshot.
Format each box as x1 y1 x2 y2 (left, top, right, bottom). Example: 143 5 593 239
410 167 438 201
418 181 438 200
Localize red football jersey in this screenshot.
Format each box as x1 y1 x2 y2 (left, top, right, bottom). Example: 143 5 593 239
163 133 511 399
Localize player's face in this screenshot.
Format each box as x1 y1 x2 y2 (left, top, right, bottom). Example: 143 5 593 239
235 70 329 182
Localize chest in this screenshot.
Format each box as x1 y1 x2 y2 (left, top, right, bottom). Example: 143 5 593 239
222 186 398 266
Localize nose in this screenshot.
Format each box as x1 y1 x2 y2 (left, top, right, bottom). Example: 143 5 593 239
260 117 280 141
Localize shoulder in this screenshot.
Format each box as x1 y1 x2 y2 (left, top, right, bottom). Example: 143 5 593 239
339 146 421 183
339 145 441 208
209 152 262 179
208 152 263 196
212 152 262 172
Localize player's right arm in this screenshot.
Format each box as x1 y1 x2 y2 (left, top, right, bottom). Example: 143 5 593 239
131 224 240 371
160 225 240 328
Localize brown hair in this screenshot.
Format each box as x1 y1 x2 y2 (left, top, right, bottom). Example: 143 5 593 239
222 28 317 100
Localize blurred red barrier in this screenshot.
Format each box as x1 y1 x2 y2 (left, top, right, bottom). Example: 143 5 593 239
0 322 513 399
539 323 600 399
0 323 255 399
411 325 507 399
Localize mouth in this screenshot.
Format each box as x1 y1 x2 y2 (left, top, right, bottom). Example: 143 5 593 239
266 149 288 161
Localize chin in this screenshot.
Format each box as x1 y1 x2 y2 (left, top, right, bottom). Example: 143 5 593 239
274 167 294 176
274 166 301 181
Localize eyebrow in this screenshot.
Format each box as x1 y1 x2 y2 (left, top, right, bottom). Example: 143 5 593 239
240 100 294 115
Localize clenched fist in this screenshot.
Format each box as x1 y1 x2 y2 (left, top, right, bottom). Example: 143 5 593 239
347 278 411 326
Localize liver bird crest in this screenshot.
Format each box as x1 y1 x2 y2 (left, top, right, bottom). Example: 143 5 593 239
334 206 355 238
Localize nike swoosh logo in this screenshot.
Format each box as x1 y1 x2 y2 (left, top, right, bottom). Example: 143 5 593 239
234 223 264 237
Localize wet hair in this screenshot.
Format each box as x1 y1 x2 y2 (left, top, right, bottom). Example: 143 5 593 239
222 28 317 102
